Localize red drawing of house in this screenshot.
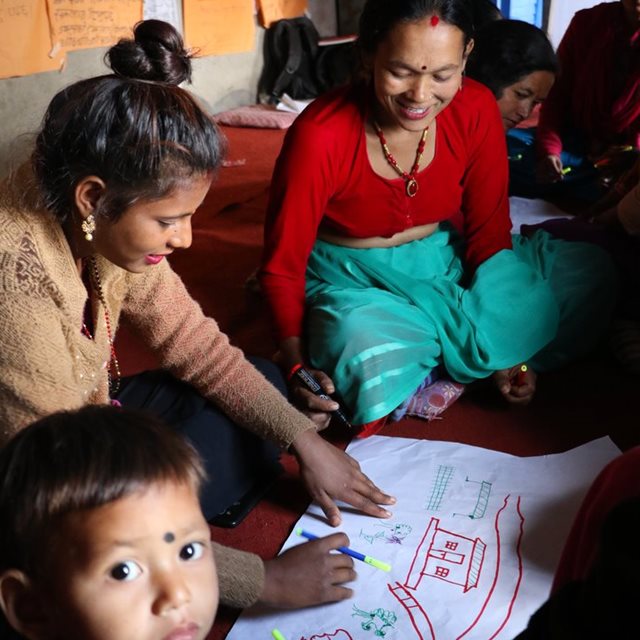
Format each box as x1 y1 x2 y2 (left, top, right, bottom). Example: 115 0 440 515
389 494 525 640
406 517 486 592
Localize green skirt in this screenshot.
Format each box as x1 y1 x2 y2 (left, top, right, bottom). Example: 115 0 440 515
305 226 616 425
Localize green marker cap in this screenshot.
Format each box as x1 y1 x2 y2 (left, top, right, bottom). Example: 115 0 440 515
364 555 392 572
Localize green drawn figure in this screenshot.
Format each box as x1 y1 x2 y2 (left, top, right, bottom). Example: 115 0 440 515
352 605 397 637
382 522 412 544
359 521 412 545
359 529 385 544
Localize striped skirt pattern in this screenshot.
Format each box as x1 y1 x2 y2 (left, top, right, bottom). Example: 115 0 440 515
305 226 616 425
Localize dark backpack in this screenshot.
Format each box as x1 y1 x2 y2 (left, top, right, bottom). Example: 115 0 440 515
258 17 356 104
258 17 321 104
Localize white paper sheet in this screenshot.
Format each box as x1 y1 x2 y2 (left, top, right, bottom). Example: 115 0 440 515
227 436 620 640
509 196 572 233
276 93 315 113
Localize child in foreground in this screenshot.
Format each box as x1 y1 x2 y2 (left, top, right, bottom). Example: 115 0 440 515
0 405 218 640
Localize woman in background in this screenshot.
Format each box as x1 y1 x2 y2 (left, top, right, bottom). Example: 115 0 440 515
526 1 640 202
467 18 557 133
467 19 558 195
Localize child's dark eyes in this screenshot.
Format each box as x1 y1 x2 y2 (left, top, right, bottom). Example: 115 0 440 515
109 560 142 581
180 541 205 561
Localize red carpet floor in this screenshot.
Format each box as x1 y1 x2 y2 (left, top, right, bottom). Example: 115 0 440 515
116 125 638 639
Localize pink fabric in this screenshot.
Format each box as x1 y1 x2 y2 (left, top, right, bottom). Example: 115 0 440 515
537 2 640 158
260 82 512 340
213 105 297 129
551 446 640 593
404 379 465 421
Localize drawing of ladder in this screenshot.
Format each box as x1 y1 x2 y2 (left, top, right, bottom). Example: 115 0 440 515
426 465 454 511
388 582 435 640
470 481 491 519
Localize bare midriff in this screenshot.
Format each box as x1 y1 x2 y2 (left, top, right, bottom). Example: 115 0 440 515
317 222 439 249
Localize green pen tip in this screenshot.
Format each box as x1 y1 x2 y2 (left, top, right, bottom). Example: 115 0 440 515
365 556 392 572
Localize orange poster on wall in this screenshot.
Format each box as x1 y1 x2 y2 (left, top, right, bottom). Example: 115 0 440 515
0 0 64 79
257 0 307 27
46 0 142 52
183 0 254 56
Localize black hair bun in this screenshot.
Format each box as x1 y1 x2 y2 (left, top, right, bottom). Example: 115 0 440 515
106 19 192 85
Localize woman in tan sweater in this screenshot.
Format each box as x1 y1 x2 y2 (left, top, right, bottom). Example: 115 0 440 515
0 20 394 611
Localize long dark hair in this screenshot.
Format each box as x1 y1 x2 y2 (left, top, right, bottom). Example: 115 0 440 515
32 19 224 223
469 0 502 31
466 19 558 98
0 405 206 578
358 0 475 58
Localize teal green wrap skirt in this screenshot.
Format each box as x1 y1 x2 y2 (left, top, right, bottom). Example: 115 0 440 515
305 225 616 425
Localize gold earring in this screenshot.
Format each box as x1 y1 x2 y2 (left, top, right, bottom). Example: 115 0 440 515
81 214 96 242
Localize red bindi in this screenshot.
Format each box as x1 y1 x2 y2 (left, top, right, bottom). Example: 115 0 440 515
430 15 440 27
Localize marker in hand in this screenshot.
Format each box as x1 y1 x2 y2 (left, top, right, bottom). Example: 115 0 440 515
288 364 352 429
296 527 391 572
516 364 528 386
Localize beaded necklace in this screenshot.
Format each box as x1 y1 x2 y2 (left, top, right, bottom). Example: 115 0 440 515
81 256 121 395
373 122 429 197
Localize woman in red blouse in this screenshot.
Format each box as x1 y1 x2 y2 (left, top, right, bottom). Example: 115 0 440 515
508 1 640 202
260 0 616 434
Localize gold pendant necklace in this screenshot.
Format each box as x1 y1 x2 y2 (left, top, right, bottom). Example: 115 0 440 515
373 122 429 197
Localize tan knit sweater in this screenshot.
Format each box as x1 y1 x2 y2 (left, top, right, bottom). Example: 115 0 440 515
0 171 314 608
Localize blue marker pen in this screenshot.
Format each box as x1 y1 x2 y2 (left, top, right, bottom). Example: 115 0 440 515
295 527 391 572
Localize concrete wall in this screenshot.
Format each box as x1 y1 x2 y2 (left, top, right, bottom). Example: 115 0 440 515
308 0 338 36
0 0 357 178
0 28 265 179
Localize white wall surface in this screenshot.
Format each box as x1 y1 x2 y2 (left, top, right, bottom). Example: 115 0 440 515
308 0 338 36
547 0 602 47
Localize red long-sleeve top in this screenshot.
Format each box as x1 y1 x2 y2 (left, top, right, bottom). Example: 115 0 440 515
260 80 512 341
537 2 640 158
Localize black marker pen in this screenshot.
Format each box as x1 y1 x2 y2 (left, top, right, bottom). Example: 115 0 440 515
288 364 352 429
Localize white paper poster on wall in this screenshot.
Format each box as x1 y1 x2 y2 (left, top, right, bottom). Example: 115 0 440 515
144 0 182 34
227 436 620 640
